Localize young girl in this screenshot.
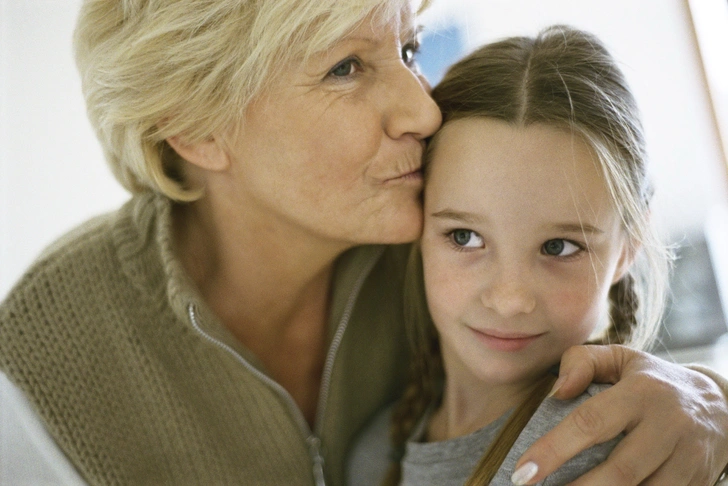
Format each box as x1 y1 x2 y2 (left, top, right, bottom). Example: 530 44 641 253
348 25 671 485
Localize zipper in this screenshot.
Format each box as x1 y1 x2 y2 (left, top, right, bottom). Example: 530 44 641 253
186 247 382 486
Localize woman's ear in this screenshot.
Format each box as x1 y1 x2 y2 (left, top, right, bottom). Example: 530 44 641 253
166 134 231 172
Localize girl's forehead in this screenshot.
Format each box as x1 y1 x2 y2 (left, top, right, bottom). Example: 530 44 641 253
425 118 617 224
430 118 599 180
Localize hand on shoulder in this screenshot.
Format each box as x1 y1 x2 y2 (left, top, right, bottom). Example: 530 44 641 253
513 345 728 485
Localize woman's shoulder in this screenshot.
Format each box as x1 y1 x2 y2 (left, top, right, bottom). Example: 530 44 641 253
1 194 153 299
0 210 118 325
0 193 162 312
0 192 167 374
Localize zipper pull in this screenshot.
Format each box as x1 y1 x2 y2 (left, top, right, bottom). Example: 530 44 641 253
306 435 326 486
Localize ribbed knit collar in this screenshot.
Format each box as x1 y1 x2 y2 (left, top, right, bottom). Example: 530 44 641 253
111 191 387 370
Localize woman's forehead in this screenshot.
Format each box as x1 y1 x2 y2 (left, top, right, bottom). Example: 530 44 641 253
331 1 416 46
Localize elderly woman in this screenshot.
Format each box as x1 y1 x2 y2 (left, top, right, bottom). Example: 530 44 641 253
1 0 727 484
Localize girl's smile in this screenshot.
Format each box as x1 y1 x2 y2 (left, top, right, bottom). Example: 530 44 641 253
468 327 546 353
421 117 633 394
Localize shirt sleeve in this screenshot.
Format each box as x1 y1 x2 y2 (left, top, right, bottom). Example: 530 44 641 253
688 363 728 398
687 364 728 485
0 372 86 485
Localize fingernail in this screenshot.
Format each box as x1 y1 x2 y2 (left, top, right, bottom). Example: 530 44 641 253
511 461 538 485
547 374 567 398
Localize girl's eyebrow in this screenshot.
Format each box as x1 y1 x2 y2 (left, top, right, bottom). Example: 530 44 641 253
430 209 486 224
430 211 605 235
552 223 605 234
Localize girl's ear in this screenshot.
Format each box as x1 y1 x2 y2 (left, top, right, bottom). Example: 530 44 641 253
612 238 640 285
166 134 231 172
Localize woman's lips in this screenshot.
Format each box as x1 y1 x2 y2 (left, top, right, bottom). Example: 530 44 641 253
382 143 425 184
383 169 423 184
470 327 545 352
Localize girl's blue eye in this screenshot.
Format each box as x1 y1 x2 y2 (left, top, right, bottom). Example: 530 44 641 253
329 58 357 78
449 229 484 249
542 239 581 257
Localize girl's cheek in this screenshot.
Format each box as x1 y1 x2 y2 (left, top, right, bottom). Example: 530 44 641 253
545 286 596 322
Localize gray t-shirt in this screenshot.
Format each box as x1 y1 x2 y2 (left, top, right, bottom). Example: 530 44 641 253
348 383 621 486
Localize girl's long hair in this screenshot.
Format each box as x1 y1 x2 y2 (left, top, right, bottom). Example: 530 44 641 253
383 25 671 485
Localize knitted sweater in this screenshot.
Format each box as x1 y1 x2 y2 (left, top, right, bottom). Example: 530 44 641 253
0 192 411 485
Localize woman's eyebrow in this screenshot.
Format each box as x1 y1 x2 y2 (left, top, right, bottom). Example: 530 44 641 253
407 24 424 40
339 35 379 46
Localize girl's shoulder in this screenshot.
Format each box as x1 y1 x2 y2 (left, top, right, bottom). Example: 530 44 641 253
347 403 396 486
347 385 617 486
493 383 620 485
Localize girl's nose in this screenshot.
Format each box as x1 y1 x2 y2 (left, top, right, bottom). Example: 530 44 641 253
480 271 537 318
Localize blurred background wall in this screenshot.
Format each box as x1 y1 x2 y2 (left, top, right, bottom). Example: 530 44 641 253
1 0 727 350
413 0 728 351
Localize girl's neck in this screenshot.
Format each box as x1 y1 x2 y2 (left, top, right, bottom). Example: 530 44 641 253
427 369 544 442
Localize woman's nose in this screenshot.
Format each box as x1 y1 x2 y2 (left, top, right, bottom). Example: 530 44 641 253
384 65 442 140
480 270 537 318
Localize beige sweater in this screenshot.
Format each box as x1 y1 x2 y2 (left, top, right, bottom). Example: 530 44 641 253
3 192 728 484
0 192 411 485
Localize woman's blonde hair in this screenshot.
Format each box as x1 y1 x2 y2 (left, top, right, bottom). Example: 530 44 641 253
384 25 672 485
74 0 426 200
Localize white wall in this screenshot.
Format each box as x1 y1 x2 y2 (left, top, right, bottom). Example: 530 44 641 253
690 0 728 164
0 0 129 299
419 0 728 240
1 0 727 300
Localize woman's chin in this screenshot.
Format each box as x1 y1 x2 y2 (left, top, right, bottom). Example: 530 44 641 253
378 210 423 244
349 219 421 246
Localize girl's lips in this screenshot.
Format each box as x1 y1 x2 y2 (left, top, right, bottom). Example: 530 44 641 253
470 327 544 352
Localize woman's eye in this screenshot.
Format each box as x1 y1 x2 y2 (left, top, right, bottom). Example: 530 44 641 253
401 42 419 66
449 229 484 249
328 58 358 78
542 239 581 257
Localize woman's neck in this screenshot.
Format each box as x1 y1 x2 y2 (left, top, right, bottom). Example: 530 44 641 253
171 195 349 425
173 190 349 321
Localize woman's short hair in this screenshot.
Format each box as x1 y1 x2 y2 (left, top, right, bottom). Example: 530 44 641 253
74 0 423 200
